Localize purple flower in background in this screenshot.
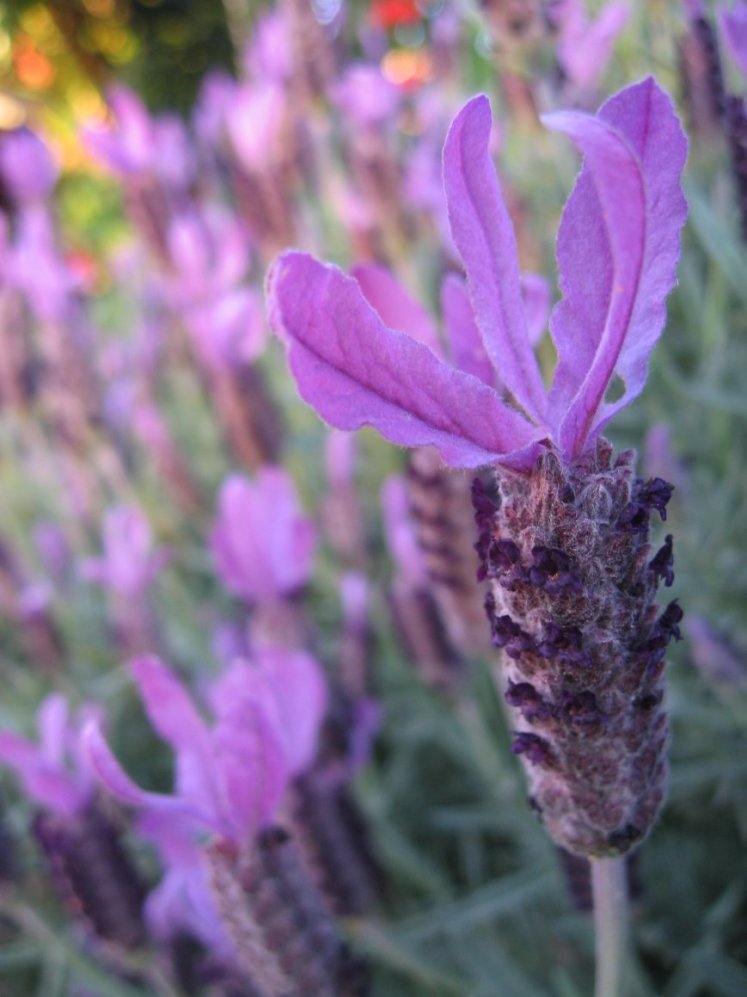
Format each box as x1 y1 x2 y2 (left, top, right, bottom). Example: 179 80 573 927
225 81 288 173
268 78 686 472
0 128 59 204
242 11 293 83
83 87 152 175
82 505 167 597
33 521 72 585
83 652 327 950
84 651 326 839
159 207 265 371
0 695 146 946
331 64 402 127
211 468 316 603
0 694 101 816
721 2 747 78
5 206 80 323
84 86 193 189
550 0 630 90
268 79 688 857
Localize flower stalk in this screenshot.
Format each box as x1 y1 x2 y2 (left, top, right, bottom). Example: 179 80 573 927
591 856 629 997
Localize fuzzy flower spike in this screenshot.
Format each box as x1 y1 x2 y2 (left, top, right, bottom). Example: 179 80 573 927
268 78 687 859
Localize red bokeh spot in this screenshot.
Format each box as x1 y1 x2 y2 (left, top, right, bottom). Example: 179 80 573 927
371 0 423 30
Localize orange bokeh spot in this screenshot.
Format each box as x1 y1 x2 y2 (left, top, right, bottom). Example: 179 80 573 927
371 0 422 30
381 48 433 90
13 36 56 90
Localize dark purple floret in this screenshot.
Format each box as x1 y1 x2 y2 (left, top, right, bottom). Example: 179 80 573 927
650 534 675 586
658 600 684 641
505 681 551 720
536 623 589 665
559 691 607 727
471 477 499 525
511 732 554 766
487 606 534 658
483 538 527 588
638 478 674 521
491 539 522 571
634 690 664 711
620 477 674 532
619 501 650 533
529 546 581 593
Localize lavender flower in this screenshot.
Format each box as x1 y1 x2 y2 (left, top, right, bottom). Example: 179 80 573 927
0 128 59 205
82 504 166 656
82 505 166 598
268 78 687 857
0 695 145 946
0 694 99 817
82 653 367 991
550 0 630 91
210 468 316 606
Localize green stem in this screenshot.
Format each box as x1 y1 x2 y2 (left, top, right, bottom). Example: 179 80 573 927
591 856 629 997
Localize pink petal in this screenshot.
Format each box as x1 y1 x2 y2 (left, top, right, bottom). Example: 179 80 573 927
129 657 219 814
352 263 443 356
37 694 69 767
268 252 540 470
82 722 205 820
255 647 328 776
211 476 267 601
257 467 316 594
521 273 551 347
0 733 86 816
544 77 687 458
440 273 495 387
442 96 548 424
213 698 289 837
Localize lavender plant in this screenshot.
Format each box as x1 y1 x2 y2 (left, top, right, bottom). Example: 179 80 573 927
269 76 687 993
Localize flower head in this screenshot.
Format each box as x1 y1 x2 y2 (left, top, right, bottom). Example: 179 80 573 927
83 651 327 842
210 468 316 604
81 505 167 597
0 694 101 816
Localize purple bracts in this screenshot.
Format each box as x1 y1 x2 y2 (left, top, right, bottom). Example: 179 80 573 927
268 79 687 470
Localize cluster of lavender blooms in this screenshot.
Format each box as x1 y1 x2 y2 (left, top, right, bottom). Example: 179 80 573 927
269 76 688 858
0 0 718 990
